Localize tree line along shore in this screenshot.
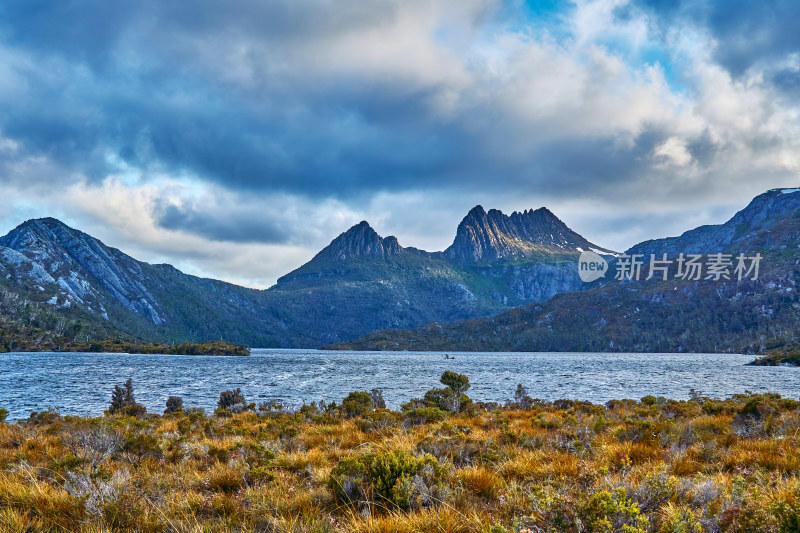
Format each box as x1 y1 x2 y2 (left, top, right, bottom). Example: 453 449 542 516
0 337 250 356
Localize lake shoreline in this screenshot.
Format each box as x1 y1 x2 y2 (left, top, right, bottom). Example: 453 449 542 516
2 350 797 422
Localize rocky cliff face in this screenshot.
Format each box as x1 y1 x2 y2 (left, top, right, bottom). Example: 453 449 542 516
444 205 613 262
0 218 163 323
277 208 609 307
276 221 406 284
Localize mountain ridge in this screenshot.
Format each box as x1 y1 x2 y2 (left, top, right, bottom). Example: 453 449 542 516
0 202 607 348
627 188 800 257
330 188 800 353
10 188 793 353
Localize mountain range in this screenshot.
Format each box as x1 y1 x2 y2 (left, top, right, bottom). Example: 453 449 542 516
333 188 800 353
0 204 608 349
2 187 798 353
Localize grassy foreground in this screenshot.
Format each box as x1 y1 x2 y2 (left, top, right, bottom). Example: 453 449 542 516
2 392 800 532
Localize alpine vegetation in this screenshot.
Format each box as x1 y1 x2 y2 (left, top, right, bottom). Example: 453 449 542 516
2 376 800 531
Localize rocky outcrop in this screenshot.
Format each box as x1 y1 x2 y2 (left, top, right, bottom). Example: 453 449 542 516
276 221 407 284
444 205 614 262
318 221 403 261
331 189 800 353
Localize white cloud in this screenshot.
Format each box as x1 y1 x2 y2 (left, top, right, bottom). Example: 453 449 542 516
654 137 693 168
1 0 800 287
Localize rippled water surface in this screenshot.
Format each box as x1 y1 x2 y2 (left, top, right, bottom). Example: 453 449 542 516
0 350 797 420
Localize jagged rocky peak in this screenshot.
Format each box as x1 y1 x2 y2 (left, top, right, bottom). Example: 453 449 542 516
0 217 78 253
0 217 122 268
445 205 612 262
321 221 403 260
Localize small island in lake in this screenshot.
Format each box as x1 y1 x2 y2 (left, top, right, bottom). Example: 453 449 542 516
1 336 250 356
64 339 251 356
748 344 800 366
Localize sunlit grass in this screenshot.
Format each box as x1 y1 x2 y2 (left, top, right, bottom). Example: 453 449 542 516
1 392 800 531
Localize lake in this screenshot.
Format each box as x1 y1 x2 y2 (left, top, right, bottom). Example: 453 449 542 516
0 350 796 421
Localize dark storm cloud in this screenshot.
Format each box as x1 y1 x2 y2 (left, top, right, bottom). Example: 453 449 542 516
0 0 798 260
0 1 390 62
155 201 290 244
0 0 493 197
633 0 800 77
1 0 696 205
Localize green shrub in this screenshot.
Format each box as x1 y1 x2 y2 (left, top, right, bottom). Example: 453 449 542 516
578 487 649 532
424 387 472 413
515 384 533 409
440 371 470 394
0 408 8 423
773 500 800 533
404 407 448 425
356 410 402 432
420 371 473 413
424 387 459 412
328 449 441 510
299 403 319 417
122 431 161 464
27 408 61 425
245 442 276 467
342 391 373 417
248 466 275 483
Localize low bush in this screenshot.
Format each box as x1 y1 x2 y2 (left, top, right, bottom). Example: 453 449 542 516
164 396 183 414
403 407 448 426
578 487 649 533
108 379 146 417
217 388 246 412
328 449 442 511
342 391 373 417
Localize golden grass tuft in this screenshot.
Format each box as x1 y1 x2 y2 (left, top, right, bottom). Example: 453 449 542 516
456 465 502 499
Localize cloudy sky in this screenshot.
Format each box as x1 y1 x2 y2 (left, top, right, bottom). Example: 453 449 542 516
1 0 799 287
